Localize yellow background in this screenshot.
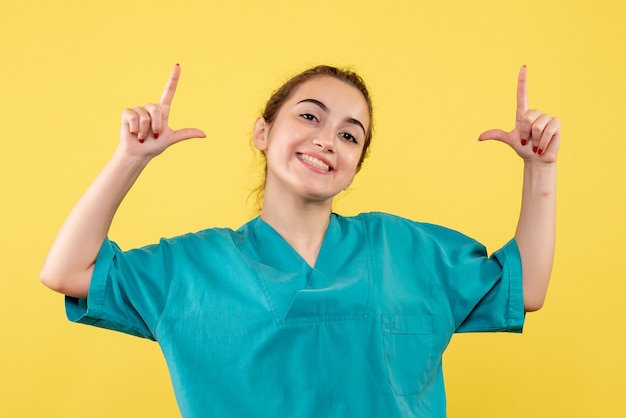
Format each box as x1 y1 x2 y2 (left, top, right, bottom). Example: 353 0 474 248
2 0 624 416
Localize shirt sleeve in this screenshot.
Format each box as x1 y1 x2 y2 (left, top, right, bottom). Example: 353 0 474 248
65 237 179 341
455 238 524 333
422 224 525 334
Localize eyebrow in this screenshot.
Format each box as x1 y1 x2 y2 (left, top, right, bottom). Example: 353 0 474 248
297 98 366 135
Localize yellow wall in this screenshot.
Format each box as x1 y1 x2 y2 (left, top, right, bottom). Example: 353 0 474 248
2 0 624 416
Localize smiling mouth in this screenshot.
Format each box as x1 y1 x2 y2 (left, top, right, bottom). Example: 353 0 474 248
297 153 332 172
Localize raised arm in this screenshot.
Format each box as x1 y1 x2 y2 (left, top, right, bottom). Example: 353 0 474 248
40 64 206 298
478 66 561 312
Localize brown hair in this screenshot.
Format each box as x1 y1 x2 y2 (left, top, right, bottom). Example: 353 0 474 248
253 65 374 210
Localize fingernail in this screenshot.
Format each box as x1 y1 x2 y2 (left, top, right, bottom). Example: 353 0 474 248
153 133 159 139
532 146 538 153
538 148 544 155
139 138 145 143
521 139 528 146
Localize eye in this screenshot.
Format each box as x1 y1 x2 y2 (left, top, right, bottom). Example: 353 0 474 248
340 132 358 144
300 113 318 122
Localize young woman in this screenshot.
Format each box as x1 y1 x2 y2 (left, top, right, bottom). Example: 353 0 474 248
41 64 560 417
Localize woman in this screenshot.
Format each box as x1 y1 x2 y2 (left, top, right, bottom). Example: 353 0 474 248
41 64 560 417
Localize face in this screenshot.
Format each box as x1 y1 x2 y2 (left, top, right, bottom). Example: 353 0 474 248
253 76 371 204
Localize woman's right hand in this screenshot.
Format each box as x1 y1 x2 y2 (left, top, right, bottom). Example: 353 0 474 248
41 65 205 298
119 64 206 159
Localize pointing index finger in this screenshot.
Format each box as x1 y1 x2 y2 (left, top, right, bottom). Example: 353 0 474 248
159 64 181 106
516 65 528 119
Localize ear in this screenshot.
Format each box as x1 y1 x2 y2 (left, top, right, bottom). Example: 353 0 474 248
253 117 268 151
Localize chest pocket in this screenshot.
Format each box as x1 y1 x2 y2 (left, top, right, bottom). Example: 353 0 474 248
381 314 440 396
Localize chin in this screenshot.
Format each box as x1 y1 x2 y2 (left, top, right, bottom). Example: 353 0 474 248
299 189 338 204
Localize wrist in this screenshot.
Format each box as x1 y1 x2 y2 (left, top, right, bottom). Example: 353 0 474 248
113 146 152 170
522 160 557 197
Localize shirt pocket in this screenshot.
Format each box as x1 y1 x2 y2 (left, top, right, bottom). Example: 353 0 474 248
381 314 438 396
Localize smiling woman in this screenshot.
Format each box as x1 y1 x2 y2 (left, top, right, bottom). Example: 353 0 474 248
253 75 370 240
40 63 560 417
251 65 374 211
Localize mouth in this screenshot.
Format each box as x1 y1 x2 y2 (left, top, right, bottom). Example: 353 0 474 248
297 153 332 172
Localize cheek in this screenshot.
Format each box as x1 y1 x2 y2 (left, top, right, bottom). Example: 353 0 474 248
267 121 308 151
341 145 364 168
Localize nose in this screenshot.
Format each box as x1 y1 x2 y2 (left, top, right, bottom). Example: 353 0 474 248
312 130 335 152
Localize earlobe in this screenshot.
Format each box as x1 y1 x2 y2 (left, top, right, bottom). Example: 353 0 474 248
253 117 268 151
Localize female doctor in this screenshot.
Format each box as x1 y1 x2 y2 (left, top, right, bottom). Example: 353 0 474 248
41 64 560 417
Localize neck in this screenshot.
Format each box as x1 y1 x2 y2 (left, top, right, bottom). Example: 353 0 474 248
260 189 333 267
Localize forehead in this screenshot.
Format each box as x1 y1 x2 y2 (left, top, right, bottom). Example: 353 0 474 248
289 76 371 125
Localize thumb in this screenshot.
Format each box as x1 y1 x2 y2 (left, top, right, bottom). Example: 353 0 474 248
170 128 207 144
478 129 511 144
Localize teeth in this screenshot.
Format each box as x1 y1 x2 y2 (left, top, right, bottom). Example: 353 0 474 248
298 154 330 171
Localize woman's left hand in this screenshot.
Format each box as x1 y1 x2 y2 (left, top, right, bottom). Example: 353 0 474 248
478 66 561 164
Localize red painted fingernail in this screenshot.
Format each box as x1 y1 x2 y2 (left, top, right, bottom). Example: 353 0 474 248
139 138 145 143
153 133 159 139
538 148 544 155
521 139 528 146
532 146 538 153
